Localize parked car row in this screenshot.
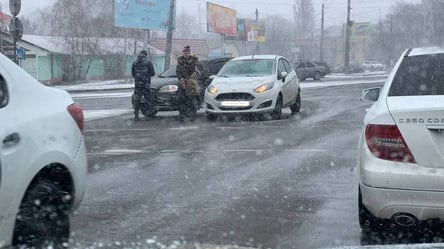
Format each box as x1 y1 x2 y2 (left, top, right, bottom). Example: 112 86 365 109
361 60 386 71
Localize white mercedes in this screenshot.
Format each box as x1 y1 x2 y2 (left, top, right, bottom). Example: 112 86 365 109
359 47 444 232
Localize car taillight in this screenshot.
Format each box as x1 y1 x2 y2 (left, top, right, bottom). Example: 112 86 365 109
67 103 84 133
365 124 416 163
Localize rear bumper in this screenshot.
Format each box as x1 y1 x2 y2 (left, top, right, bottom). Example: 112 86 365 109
360 183 444 221
359 143 444 220
71 137 87 210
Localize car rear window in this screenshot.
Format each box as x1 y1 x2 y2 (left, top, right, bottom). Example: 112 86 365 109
389 53 444 96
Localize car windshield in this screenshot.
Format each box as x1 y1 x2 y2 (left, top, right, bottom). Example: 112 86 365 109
6 1 444 249
218 59 275 77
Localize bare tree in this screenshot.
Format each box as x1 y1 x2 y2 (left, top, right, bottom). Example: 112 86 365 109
293 0 315 36
36 0 144 82
263 15 296 59
175 12 200 38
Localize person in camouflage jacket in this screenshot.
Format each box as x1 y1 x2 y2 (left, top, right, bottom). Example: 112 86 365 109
176 45 201 122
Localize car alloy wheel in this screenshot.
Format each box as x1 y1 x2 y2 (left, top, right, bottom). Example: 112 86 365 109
271 96 283 120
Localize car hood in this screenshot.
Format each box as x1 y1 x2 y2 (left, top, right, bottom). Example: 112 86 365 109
150 77 179 89
211 75 275 91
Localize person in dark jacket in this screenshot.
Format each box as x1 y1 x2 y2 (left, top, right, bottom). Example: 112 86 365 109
176 45 200 122
132 50 155 121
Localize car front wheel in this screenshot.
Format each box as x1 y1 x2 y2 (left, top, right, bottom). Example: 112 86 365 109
271 96 283 120
206 113 218 121
141 104 158 117
290 91 301 114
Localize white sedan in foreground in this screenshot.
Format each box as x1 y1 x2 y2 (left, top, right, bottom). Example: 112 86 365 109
204 55 301 121
0 53 87 247
359 47 444 232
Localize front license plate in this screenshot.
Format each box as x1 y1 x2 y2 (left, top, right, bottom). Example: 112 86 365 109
221 101 250 107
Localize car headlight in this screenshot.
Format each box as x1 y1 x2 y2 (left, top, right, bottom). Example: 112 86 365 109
254 82 274 93
159 85 178 93
207 85 218 95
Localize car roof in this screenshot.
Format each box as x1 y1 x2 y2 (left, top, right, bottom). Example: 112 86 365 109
232 55 281 61
199 56 232 62
408 47 444 56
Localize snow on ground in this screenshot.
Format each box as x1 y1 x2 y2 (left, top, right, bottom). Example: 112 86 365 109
84 109 132 121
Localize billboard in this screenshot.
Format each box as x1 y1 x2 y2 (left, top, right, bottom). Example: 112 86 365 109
206 2 237 36
247 21 265 42
351 22 371 38
343 22 371 38
114 0 174 30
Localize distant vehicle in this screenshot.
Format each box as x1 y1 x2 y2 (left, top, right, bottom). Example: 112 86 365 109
205 55 301 121
312 61 331 75
361 60 386 71
358 47 444 232
132 56 232 117
293 60 328 81
0 52 87 247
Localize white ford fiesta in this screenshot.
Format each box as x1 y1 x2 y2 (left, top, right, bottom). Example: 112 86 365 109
358 47 444 232
0 52 87 247
204 55 301 121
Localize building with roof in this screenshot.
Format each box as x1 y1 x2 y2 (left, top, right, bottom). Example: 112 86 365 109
1 34 166 84
0 34 212 83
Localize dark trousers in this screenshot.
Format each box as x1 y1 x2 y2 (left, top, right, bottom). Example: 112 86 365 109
178 87 198 120
133 87 144 116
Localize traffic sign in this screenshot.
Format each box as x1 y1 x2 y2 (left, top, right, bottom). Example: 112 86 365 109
9 17 23 41
9 0 21 16
16 47 24 60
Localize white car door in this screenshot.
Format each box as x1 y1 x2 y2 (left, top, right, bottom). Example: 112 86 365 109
0 75 16 230
278 59 297 106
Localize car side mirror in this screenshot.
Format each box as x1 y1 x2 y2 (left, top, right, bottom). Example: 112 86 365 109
279 72 288 81
361 87 380 102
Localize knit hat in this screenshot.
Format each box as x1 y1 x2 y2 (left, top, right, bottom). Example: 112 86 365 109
183 45 191 53
139 50 148 56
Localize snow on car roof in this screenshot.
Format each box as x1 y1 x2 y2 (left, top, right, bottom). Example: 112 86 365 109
232 55 280 60
409 47 444 56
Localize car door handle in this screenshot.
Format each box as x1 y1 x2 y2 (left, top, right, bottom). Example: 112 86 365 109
2 133 20 147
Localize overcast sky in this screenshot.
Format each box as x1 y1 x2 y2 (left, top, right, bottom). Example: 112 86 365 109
1 0 423 27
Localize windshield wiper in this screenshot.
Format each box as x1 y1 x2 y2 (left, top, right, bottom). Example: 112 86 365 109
218 75 229 78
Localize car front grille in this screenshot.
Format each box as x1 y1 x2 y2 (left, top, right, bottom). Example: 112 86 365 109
215 93 255 101
219 106 252 111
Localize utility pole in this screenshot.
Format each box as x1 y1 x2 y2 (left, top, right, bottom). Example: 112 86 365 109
255 8 259 54
390 15 393 66
344 0 351 72
144 29 151 59
164 0 175 71
320 2 325 62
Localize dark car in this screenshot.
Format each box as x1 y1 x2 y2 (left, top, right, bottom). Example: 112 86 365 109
133 56 232 117
293 60 328 81
312 61 331 75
